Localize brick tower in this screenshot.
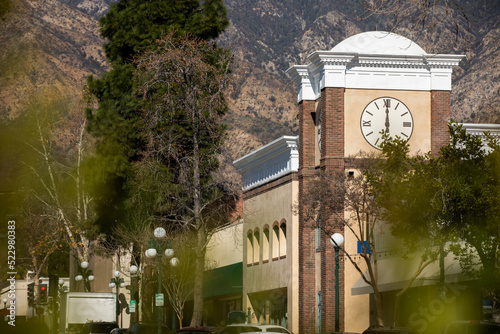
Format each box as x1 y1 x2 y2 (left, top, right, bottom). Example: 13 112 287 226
286 31 463 334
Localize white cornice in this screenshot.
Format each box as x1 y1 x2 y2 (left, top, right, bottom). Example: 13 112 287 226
286 37 465 103
460 123 500 150
233 136 299 191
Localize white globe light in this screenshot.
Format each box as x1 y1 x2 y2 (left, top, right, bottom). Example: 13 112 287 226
81 261 89 269
129 265 138 274
154 227 166 239
109 282 115 288
164 248 174 258
75 275 83 281
330 233 344 247
146 248 157 258
114 271 121 278
170 257 179 267
88 275 95 282
58 279 64 286
2 298 7 304
120 282 126 288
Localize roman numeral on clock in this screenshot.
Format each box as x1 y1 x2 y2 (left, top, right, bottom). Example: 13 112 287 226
363 120 371 127
383 99 390 108
403 122 411 127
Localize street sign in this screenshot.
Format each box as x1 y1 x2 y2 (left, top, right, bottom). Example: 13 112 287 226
129 300 136 313
155 293 164 307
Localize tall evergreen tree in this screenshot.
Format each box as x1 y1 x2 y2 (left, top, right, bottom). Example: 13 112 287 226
135 34 236 326
85 0 229 232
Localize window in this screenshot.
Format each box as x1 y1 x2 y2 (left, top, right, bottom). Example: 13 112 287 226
263 227 270 263
279 222 287 258
254 229 260 265
272 225 280 260
247 232 253 266
316 214 321 250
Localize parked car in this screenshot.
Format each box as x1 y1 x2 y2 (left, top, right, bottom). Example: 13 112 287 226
176 326 222 334
79 321 119 334
126 323 169 334
220 324 290 334
362 326 414 334
111 328 128 334
443 320 500 334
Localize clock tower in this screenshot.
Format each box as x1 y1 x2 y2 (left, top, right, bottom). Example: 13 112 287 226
286 31 463 333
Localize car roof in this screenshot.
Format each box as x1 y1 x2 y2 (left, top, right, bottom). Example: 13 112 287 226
223 324 290 333
177 327 221 333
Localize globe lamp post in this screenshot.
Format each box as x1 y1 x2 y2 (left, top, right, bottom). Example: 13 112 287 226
330 233 344 333
145 227 179 334
129 265 139 325
109 271 125 326
75 261 94 292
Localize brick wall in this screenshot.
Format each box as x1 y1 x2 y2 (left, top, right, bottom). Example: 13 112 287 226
320 87 345 333
298 99 319 334
431 90 451 156
321 87 345 165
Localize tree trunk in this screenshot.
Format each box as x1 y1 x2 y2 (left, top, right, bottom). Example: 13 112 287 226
373 286 384 326
190 225 206 326
190 115 205 326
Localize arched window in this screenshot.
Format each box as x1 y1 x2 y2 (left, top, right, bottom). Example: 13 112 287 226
272 225 280 260
254 229 260 265
279 222 287 258
263 227 270 263
247 231 253 266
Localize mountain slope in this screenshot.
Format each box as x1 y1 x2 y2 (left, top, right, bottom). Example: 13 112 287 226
0 0 499 160
0 0 108 118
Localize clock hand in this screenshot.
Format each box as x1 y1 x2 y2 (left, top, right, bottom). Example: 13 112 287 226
385 107 390 133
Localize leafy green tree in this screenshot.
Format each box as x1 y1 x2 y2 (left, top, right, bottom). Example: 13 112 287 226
370 125 500 323
85 0 229 233
438 125 500 321
368 136 445 326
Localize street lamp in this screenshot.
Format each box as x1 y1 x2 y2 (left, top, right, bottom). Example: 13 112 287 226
330 233 344 333
145 227 179 334
53 279 68 334
75 261 94 292
129 265 139 325
109 271 125 327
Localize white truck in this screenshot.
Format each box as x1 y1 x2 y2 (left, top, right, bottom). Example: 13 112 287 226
62 292 117 334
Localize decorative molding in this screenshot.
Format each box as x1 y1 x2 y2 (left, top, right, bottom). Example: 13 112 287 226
233 136 299 191
461 123 500 151
286 32 465 103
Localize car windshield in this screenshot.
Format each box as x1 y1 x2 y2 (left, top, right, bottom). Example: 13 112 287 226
90 323 118 333
134 325 169 334
222 326 262 334
264 328 289 333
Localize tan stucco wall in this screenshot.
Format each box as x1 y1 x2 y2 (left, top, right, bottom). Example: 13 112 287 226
344 209 371 333
344 89 432 156
206 222 243 269
242 179 299 333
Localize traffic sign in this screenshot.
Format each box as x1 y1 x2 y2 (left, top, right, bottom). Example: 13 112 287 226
129 300 136 313
155 293 164 307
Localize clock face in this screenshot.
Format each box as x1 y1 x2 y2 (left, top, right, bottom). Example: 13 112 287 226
360 97 413 150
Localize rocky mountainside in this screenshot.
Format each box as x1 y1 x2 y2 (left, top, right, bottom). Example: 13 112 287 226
0 0 499 161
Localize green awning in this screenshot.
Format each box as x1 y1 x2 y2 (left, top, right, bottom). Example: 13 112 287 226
204 262 242 298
